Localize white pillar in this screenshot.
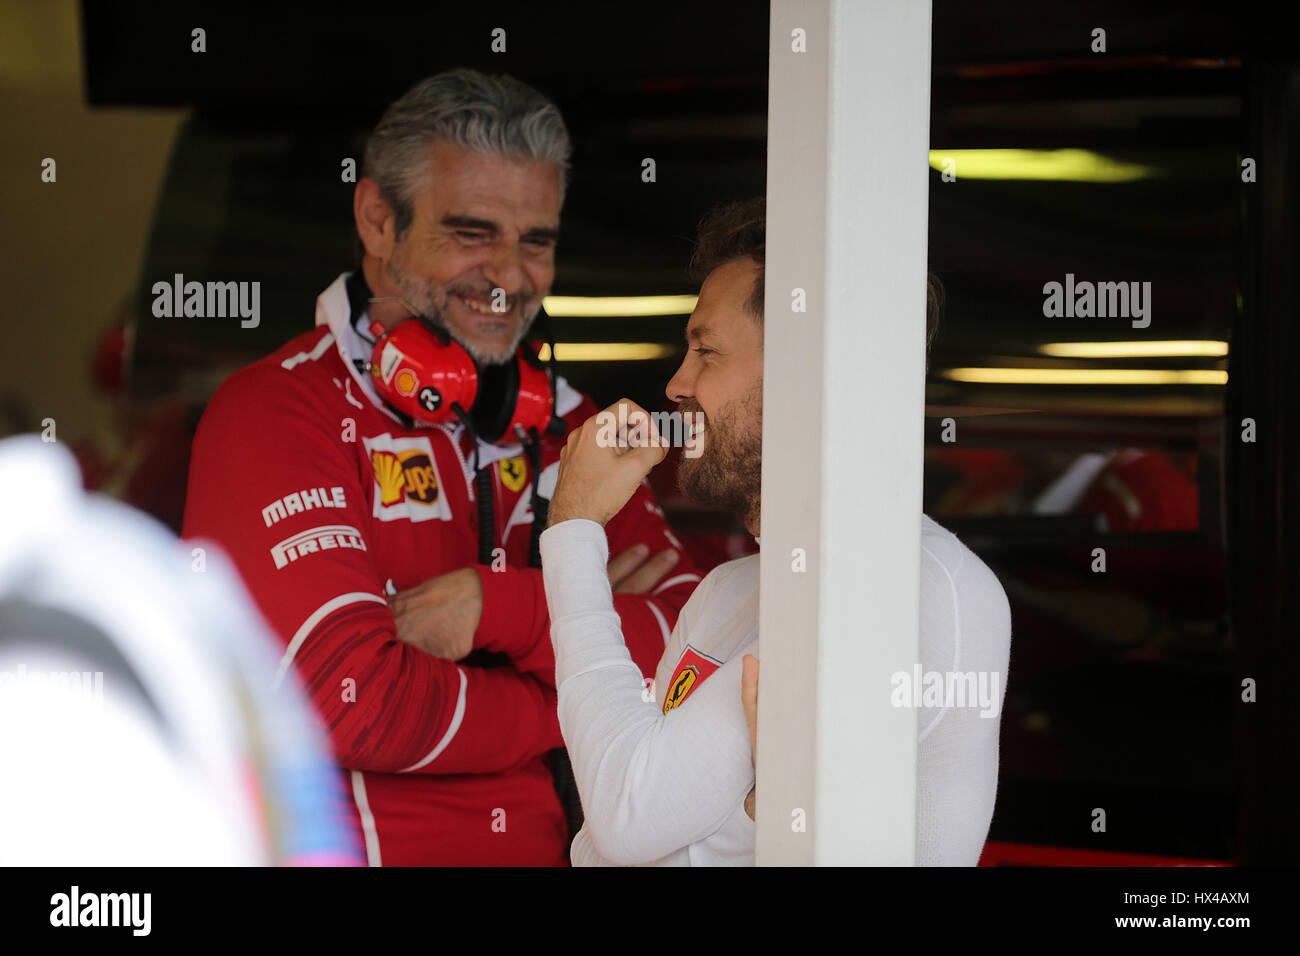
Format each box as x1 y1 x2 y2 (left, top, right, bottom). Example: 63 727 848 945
758 0 933 865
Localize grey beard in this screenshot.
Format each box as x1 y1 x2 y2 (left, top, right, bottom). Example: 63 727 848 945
432 300 541 367
385 259 540 366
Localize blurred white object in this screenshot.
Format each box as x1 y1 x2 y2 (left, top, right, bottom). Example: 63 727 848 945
1030 452 1110 515
0 437 360 865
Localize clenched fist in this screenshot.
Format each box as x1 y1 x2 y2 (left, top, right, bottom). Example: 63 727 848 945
548 398 669 528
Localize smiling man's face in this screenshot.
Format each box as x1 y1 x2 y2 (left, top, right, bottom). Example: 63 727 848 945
665 257 765 532
377 140 562 365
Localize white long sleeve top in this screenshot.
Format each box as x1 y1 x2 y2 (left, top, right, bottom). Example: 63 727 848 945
540 514 1011 866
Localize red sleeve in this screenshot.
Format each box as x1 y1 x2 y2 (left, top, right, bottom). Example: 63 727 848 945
183 363 562 775
473 472 703 687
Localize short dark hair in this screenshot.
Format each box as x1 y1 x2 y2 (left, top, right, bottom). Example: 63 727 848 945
689 196 944 355
689 198 766 322
925 271 944 356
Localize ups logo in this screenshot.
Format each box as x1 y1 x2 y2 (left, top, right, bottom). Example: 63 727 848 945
398 452 439 504
363 434 453 525
372 450 440 507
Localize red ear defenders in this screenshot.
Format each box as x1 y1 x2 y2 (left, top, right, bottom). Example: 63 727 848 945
365 316 555 442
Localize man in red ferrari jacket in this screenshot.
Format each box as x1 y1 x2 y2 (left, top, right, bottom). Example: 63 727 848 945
182 70 701 865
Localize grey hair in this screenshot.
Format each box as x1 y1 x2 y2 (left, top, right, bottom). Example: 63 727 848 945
361 69 572 243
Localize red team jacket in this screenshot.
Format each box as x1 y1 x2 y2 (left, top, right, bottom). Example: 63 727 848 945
183 273 702 866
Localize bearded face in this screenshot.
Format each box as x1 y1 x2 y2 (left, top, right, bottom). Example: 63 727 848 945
676 379 763 527
384 245 544 367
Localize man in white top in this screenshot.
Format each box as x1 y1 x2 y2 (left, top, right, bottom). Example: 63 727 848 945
540 198 1012 865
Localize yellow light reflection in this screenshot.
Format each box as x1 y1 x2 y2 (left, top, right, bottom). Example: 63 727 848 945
536 342 679 362
941 367 1228 385
928 149 1159 182
1039 340 1229 358
542 295 697 317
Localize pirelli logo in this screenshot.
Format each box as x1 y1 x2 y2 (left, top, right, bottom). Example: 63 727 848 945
270 524 366 570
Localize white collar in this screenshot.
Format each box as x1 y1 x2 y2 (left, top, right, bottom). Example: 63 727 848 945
314 272 583 469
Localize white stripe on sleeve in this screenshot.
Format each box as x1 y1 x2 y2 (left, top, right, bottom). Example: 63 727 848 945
646 600 672 646
350 770 382 867
398 667 468 772
273 591 388 687
651 572 701 595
